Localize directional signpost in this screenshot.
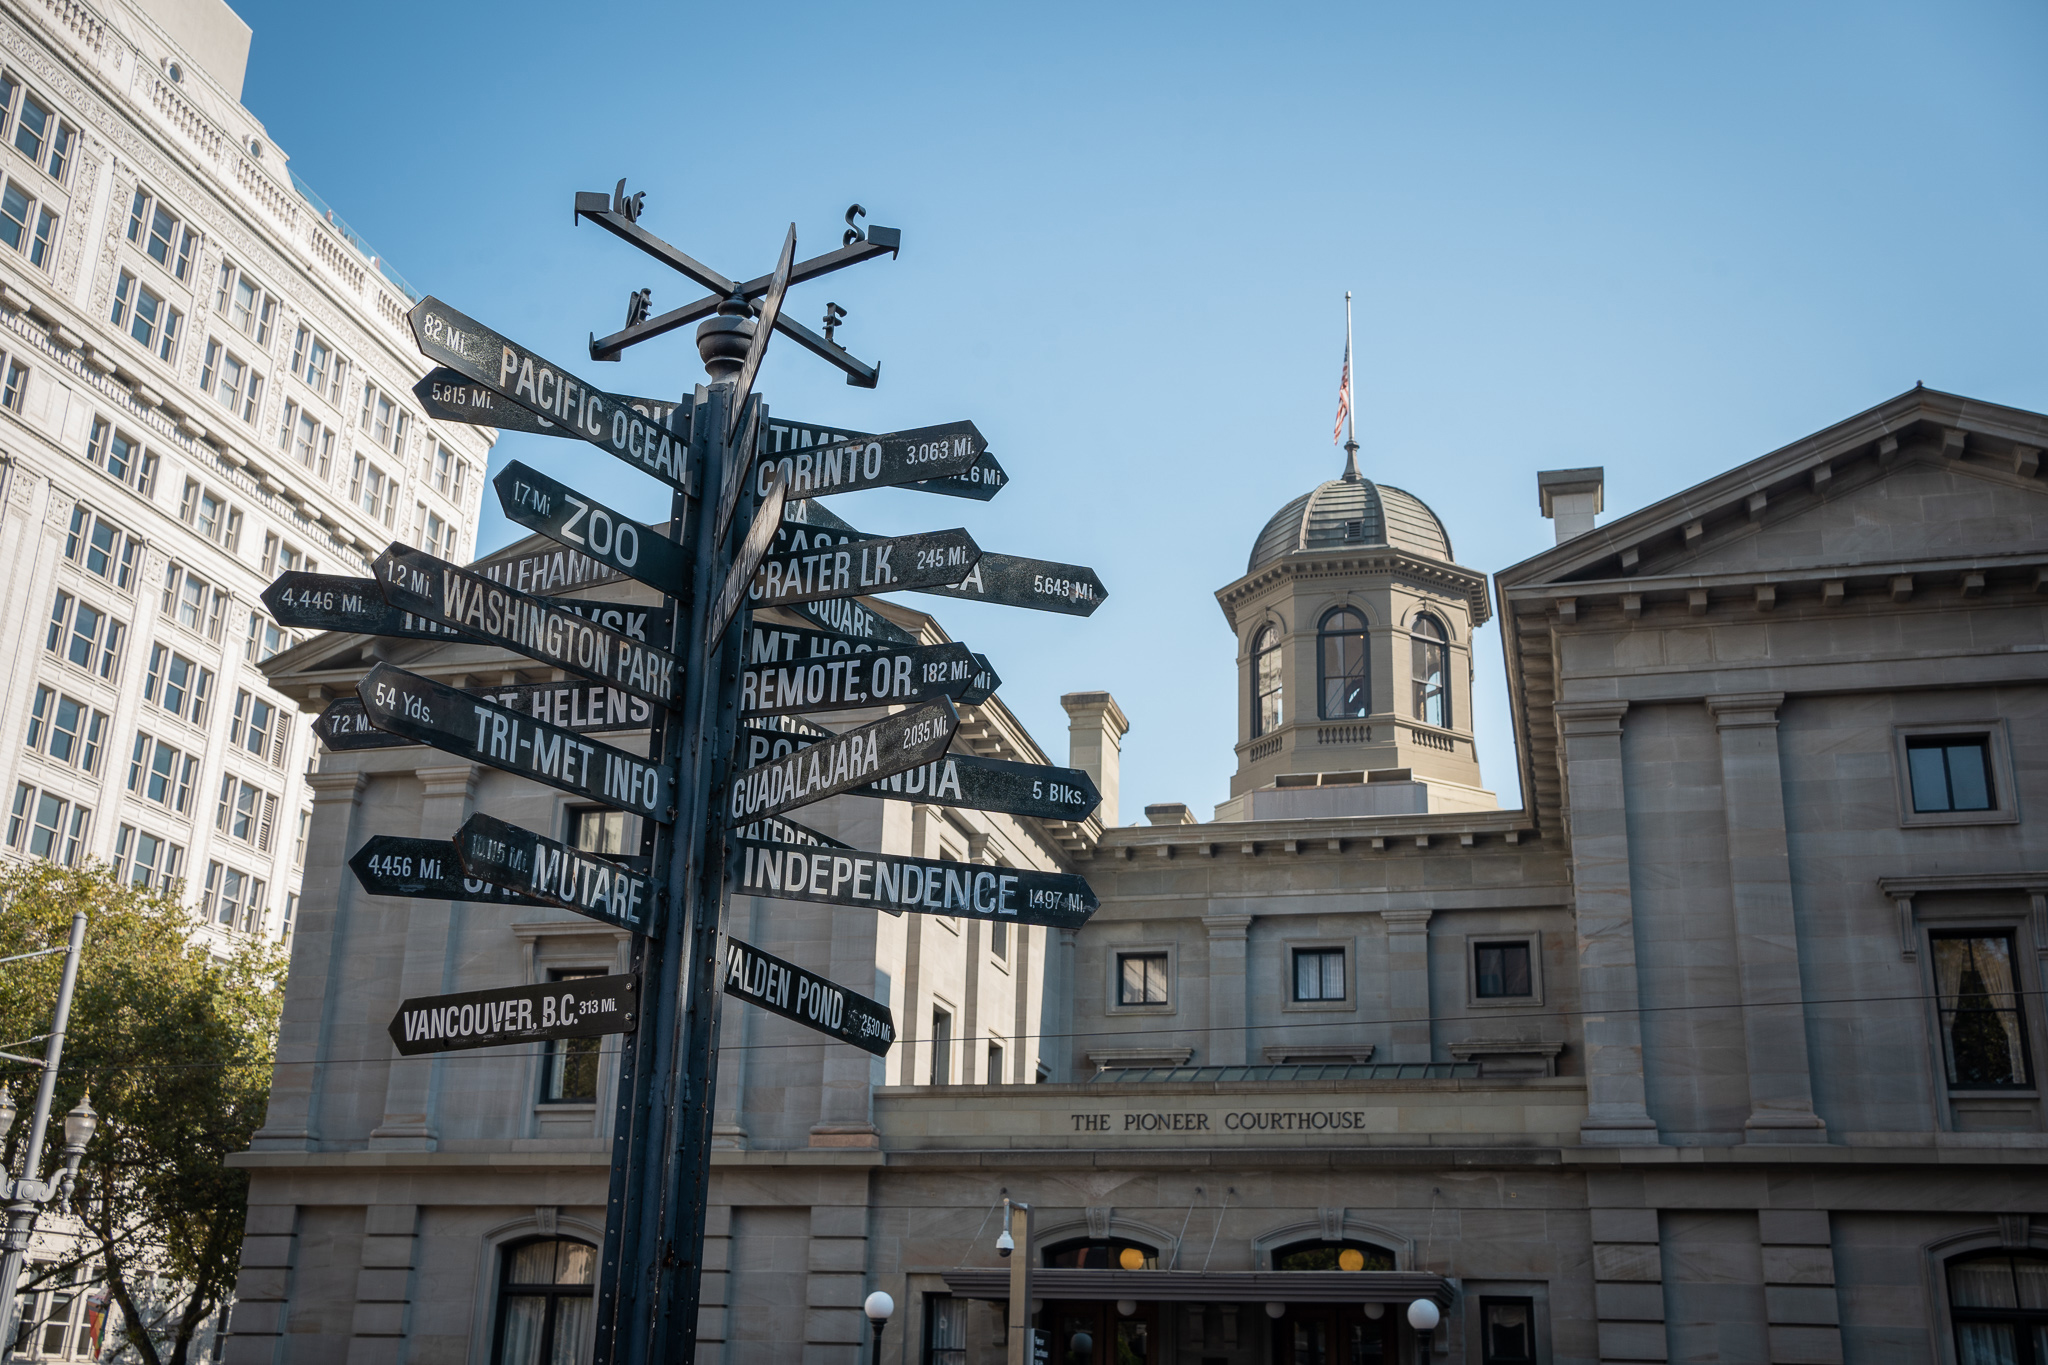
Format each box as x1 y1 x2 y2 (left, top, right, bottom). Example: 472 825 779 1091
259 189 1110 1365
389 974 639 1056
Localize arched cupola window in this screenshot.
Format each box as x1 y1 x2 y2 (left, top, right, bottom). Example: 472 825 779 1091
1411 614 1450 729
1947 1251 2048 1361
1317 608 1370 719
1252 625 1282 738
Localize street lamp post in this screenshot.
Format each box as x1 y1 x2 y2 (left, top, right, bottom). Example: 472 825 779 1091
0 912 91 1347
865 1291 894 1365
1406 1298 1440 1363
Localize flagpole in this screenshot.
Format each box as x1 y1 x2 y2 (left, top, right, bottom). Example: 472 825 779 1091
1343 291 1360 478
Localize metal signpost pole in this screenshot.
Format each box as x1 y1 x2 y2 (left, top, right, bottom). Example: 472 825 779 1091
0 911 87 1344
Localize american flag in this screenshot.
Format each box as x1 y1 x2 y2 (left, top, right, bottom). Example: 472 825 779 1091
1332 339 1351 446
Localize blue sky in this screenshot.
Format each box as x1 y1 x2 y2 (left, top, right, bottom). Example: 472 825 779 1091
234 0 2046 820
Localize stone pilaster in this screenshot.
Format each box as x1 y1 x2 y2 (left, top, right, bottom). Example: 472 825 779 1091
347 1205 418 1365
221 1203 296 1365
814 881 881 1147
1590 1206 1666 1364
1759 1211 1842 1365
1555 700 1660 1144
370 764 477 1150
1057 928 1079 1081
1383 909 1434 1063
1203 914 1253 1065
1705 695 1827 1142
807 1199 873 1365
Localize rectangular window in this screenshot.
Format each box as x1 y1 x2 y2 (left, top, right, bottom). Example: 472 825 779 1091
929 1007 953 1085
112 825 178 892
245 611 289 664
1292 947 1345 1002
1932 932 2031 1089
110 270 180 362
204 862 261 928
0 178 52 270
359 383 408 455
177 481 240 548
161 564 225 640
350 455 394 526
87 418 158 494
1117 952 1169 1006
924 1298 968 1365
200 338 262 422
280 402 335 477
569 806 626 855
539 968 604 1102
293 809 309 866
290 326 345 402
1908 737 1995 813
8 89 71 183
230 690 280 762
1475 942 1534 999
1479 1298 1536 1365
214 261 275 346
0 356 24 413
65 505 138 588
990 917 1008 961
24 687 105 774
128 735 195 813
986 1040 1004 1085
432 443 454 494
127 188 197 280
281 891 298 942
44 591 124 679
24 788 64 860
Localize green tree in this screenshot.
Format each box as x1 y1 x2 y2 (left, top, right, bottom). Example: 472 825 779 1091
0 862 283 1365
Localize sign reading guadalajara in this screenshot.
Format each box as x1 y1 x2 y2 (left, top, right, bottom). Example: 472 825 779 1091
414 367 685 446
723 936 894 1057
454 812 657 936
373 545 678 708
388 973 639 1057
751 420 982 500
408 296 690 492
727 698 958 823
356 665 672 820
732 840 1096 929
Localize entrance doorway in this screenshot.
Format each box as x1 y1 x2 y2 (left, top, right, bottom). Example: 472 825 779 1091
1272 1304 1395 1365
1043 1301 1159 1365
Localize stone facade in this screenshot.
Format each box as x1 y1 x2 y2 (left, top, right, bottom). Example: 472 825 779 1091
235 384 2045 1365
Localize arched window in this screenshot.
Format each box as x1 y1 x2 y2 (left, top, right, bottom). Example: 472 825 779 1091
1947 1252 2048 1362
1317 608 1370 719
1252 625 1283 738
1411 615 1449 729
1271 1238 1396 1271
1043 1236 1159 1270
493 1238 595 1365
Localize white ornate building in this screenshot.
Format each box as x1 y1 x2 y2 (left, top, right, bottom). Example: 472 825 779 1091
0 0 490 961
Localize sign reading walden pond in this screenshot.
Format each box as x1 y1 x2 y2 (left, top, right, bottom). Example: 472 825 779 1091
289 187 1111 1365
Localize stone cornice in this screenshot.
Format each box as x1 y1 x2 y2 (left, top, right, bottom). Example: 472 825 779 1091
1089 807 1538 861
1215 546 1491 630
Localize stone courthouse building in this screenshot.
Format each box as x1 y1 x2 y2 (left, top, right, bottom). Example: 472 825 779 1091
231 384 2047 1365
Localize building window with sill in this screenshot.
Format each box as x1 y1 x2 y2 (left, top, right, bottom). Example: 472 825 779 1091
1411 614 1450 728
1251 625 1282 738
1118 951 1169 1007
1475 941 1533 999
1933 932 2031 1089
1479 1298 1536 1364
1909 736 1995 813
1293 947 1345 1002
492 1238 594 1365
929 1007 953 1085
1318 608 1370 719
1949 1252 2048 1365
987 1039 1004 1084
568 806 626 856
539 968 604 1103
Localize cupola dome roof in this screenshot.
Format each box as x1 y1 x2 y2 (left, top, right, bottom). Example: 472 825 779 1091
1247 462 1454 573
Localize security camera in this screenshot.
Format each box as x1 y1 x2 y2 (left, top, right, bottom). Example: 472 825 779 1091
996 1229 1014 1258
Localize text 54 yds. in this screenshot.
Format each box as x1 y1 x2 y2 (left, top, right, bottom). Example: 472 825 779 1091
370 680 432 725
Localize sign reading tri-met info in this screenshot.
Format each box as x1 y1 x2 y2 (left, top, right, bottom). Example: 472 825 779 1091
373 544 679 709
388 973 639 1057
723 936 894 1057
356 665 672 822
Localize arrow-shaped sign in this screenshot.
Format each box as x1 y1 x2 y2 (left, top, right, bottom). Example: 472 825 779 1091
789 595 920 645
751 421 984 501
747 529 981 613
455 812 658 937
706 471 787 650
737 726 1101 823
722 936 894 1057
349 835 559 907
318 681 657 753
373 544 681 709
358 664 674 822
741 622 974 718
409 296 691 493
262 572 465 642
731 840 1097 930
388 974 639 1057
494 461 691 600
773 503 1105 618
726 697 958 824
414 368 687 448
731 224 795 438
760 417 1007 502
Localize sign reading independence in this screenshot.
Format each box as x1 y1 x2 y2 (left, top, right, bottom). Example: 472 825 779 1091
739 727 1101 823
357 664 673 821
318 681 654 752
388 973 639 1057
415 367 686 446
723 937 894 1057
349 835 558 907
409 297 691 492
727 698 957 823
495 461 691 599
262 573 463 641
731 840 1097 930
374 545 679 708
750 420 984 501
454 812 657 936
741 625 975 718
